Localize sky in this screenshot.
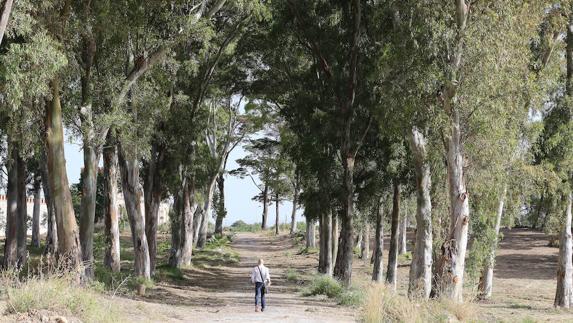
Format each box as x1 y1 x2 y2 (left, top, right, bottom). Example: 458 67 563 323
63 135 303 227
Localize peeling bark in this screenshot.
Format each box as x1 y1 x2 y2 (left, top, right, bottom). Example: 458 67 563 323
178 182 196 267
399 204 408 255
41 157 57 255
103 134 120 272
214 175 225 235
554 192 573 308
306 218 316 248
408 127 433 299
118 145 150 279
45 79 82 274
144 142 164 275
197 178 216 248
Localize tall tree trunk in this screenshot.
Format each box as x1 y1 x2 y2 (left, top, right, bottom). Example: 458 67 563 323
554 192 573 308
434 0 470 303
478 186 507 300
16 151 27 267
169 190 182 267
118 146 150 279
386 181 400 289
372 199 384 282
32 175 42 248
333 150 355 285
361 222 370 263
290 185 299 235
436 108 470 302
332 213 339 270
275 193 280 235
41 157 57 255
214 175 225 236
318 211 333 275
306 218 316 248
0 0 14 46
103 134 120 272
197 178 216 248
355 227 363 257
399 204 408 255
144 142 164 276
45 79 82 273
533 189 545 229
177 182 196 267
554 7 573 308
408 127 433 299
261 183 268 229
79 142 98 279
193 206 202 246
2 144 18 269
78 19 98 279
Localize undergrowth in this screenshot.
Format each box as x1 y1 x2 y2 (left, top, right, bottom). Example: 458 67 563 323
361 284 477 322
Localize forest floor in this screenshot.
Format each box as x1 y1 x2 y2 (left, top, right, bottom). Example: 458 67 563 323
1 227 573 322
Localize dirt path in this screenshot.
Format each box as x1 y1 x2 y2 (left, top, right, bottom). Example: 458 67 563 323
118 232 356 322
478 228 572 322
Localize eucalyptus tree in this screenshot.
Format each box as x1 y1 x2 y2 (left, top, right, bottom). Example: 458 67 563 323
277 0 374 285
529 3 573 307
1 0 68 268
235 137 281 230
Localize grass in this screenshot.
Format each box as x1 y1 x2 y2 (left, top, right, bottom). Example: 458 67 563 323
1 271 121 323
398 251 412 264
285 268 299 282
361 284 477 322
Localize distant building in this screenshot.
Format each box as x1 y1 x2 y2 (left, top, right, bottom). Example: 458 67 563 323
0 194 49 237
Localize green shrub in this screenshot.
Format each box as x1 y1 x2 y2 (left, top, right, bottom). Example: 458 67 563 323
285 268 299 282
205 235 232 249
302 275 343 298
228 221 262 232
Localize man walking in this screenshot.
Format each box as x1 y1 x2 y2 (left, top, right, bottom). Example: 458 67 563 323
250 258 271 312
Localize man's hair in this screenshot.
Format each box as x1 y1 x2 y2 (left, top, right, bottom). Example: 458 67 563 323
258 258 264 265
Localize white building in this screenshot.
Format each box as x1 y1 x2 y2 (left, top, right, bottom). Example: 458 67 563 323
0 194 49 237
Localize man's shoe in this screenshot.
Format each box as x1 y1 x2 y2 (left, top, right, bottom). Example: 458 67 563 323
261 308 265 312
255 306 260 312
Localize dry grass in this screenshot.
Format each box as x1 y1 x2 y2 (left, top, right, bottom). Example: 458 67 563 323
1 270 122 323
361 284 478 323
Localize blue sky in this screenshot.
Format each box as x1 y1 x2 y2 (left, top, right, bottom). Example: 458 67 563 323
63 137 302 227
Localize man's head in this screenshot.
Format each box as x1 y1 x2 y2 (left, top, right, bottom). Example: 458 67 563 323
258 258 264 265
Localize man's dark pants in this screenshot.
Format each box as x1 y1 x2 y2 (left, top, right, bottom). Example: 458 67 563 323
255 282 266 310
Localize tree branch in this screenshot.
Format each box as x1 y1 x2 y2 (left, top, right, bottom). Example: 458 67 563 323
0 0 14 46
